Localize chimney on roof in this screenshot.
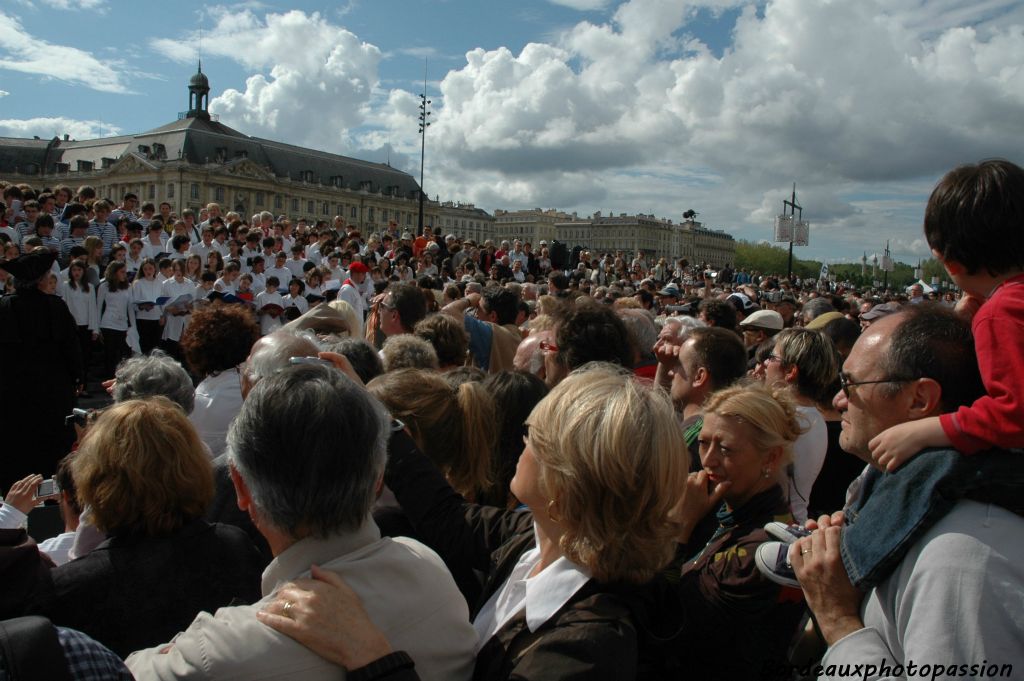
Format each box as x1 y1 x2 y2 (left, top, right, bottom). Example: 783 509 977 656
63 134 70 141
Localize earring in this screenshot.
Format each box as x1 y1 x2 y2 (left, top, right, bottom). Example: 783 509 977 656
546 500 561 523
762 468 772 479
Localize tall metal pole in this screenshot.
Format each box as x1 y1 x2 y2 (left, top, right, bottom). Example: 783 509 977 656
416 61 431 237
783 183 802 281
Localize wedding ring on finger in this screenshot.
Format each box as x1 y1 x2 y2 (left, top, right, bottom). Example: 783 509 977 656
283 600 295 618
801 547 812 555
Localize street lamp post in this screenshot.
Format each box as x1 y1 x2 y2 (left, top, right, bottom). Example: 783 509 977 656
773 183 809 281
416 62 431 238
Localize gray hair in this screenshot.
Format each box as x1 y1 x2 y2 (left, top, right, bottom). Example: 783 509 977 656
227 364 390 538
381 334 440 372
617 308 658 359
802 297 834 323
113 351 194 413
465 281 483 295
243 331 319 384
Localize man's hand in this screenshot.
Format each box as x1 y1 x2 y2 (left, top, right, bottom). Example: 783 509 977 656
791 514 864 646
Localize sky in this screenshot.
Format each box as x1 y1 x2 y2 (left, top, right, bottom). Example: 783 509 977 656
2 0 1023 264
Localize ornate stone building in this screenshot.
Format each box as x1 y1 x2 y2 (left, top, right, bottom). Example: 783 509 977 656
493 208 581 246
552 212 736 266
436 201 496 243
0 66 451 234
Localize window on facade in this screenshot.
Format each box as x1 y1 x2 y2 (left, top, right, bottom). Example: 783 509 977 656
215 187 225 202
190 183 200 200
255 192 264 206
351 206 357 219
406 213 412 225
381 209 388 222
275 195 283 210
291 198 299 212
322 201 329 215
167 184 175 198
307 200 315 214
367 207 375 223
148 184 156 200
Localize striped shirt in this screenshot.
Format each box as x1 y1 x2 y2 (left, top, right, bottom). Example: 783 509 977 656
87 219 118 257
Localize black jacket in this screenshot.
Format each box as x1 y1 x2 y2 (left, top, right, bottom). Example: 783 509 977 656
28 518 264 658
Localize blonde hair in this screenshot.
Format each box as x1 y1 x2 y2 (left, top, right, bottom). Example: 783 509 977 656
368 369 496 499
702 380 804 467
72 397 213 535
527 364 688 584
535 295 564 317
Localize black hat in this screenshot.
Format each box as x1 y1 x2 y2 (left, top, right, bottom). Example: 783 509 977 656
0 249 57 281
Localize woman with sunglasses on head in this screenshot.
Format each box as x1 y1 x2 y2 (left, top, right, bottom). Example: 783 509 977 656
756 327 838 524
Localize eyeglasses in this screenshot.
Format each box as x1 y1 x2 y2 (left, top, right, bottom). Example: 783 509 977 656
539 340 559 353
838 371 911 398
763 354 784 365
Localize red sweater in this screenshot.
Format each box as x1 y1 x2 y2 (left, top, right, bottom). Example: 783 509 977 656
940 273 1024 453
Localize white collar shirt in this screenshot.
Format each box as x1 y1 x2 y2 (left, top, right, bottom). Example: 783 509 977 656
472 528 591 652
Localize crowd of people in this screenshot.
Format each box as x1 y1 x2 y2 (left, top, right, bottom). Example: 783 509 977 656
0 159 1022 680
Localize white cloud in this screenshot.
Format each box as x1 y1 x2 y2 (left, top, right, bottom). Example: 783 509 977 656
406 0 1024 261
0 116 121 139
140 0 1024 261
32 0 106 9
0 90 8 98
152 9 381 151
547 0 610 10
0 10 130 92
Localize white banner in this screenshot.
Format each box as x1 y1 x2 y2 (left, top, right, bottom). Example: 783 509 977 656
774 215 793 242
794 221 810 247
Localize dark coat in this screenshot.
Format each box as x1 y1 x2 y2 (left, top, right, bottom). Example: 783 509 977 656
384 430 678 681
27 518 264 658
665 485 807 680
0 288 82 489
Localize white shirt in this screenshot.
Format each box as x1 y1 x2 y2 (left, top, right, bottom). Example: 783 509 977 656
160 277 195 342
97 281 133 331
189 369 244 459
282 293 308 315
821 501 1024 680
63 284 99 332
472 534 591 652
284 258 308 278
787 405 828 523
256 290 285 336
265 266 293 287
190 241 216 261
132 277 165 321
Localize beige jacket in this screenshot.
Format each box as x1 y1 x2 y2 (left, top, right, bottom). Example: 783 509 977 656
127 521 476 681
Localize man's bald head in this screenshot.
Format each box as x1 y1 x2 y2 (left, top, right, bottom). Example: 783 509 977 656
241 331 319 398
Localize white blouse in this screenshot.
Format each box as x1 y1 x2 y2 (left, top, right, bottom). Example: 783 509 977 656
63 284 99 332
97 281 133 331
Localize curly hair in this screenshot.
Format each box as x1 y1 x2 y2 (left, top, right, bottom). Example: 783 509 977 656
554 304 632 371
180 303 259 378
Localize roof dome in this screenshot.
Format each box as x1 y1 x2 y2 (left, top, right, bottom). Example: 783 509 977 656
189 64 209 90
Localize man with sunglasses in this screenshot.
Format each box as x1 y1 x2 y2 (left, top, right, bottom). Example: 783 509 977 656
761 307 1024 679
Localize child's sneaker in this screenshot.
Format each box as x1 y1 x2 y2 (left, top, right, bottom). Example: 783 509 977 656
755 542 800 588
764 521 812 544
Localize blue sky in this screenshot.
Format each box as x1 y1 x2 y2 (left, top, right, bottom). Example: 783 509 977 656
2 0 1023 265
